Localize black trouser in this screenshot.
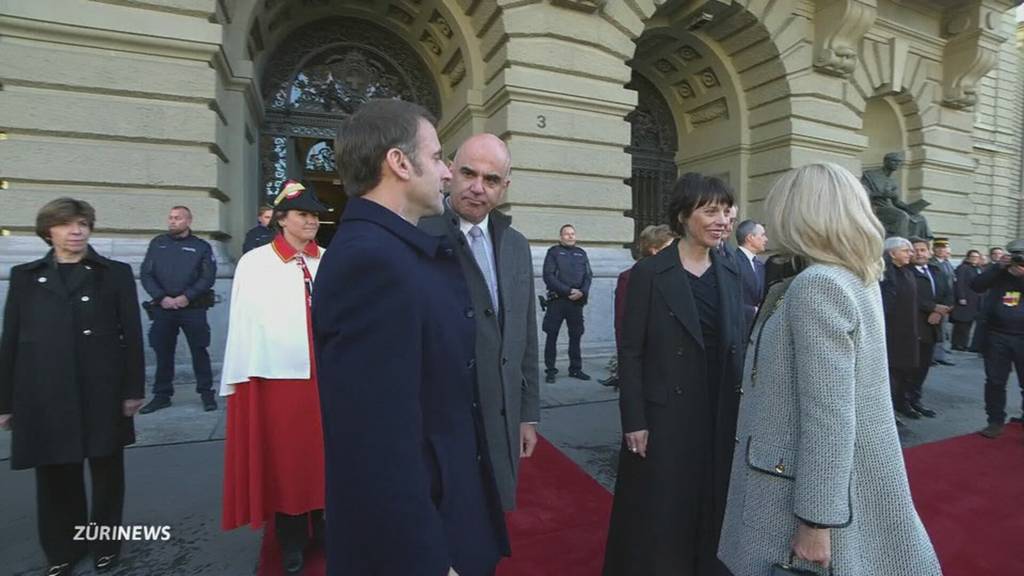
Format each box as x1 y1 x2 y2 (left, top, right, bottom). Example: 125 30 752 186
889 367 913 411
149 307 213 397
905 341 936 406
983 330 1024 424
35 450 125 565
951 321 974 350
542 298 585 373
275 510 324 554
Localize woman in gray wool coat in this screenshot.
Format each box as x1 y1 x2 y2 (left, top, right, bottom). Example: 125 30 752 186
717 163 942 576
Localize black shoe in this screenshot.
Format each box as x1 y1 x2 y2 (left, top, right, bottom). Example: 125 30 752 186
598 376 619 387
910 403 936 418
895 405 921 420
201 394 218 412
94 553 119 572
934 359 956 367
46 563 73 576
139 396 171 414
568 370 591 381
545 373 556 384
979 422 1004 439
283 549 304 574
1009 416 1023 424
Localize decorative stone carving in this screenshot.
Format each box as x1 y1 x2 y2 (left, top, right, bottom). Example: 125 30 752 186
655 59 677 74
878 37 910 95
687 98 729 126
444 51 467 87
812 0 876 77
940 1 1007 110
421 30 443 56
430 11 454 38
677 46 701 61
675 80 695 99
698 67 719 88
550 0 604 13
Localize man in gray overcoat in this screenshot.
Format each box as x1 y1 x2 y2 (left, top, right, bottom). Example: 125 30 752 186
420 133 540 510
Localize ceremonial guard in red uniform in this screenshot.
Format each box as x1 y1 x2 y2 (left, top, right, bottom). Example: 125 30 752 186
221 180 328 574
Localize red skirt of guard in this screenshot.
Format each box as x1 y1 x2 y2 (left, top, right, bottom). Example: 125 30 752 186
221 371 325 530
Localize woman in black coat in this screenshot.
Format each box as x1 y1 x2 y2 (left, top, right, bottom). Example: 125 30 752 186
603 174 745 576
880 237 919 417
0 198 145 576
951 250 983 350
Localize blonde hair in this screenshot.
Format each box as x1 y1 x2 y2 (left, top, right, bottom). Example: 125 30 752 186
764 163 884 284
637 224 675 256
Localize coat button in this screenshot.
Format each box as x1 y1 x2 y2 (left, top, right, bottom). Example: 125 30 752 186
472 401 479 409
775 463 786 474
82 329 92 336
81 296 90 302
464 308 475 319
674 386 683 395
443 248 454 257
484 308 494 317
466 359 476 369
676 347 684 356
501 357 508 366
476 453 482 463
38 277 47 283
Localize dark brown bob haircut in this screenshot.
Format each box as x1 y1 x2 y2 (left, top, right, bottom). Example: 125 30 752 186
36 197 96 246
335 99 436 197
666 172 734 236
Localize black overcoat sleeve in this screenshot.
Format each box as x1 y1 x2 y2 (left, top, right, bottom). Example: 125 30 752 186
115 263 145 400
618 260 652 433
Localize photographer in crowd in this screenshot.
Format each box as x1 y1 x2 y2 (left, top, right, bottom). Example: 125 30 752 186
972 240 1024 439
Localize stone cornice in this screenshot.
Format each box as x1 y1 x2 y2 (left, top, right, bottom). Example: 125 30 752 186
0 14 220 62
813 0 878 77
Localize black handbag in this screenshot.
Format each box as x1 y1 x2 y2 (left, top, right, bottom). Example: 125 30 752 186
771 554 832 576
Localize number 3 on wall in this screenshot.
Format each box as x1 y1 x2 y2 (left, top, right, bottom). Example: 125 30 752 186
536 115 546 128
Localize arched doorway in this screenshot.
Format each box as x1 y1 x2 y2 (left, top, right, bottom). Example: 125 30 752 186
259 17 441 245
625 72 678 250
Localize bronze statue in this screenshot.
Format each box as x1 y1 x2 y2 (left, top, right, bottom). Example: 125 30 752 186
861 152 931 239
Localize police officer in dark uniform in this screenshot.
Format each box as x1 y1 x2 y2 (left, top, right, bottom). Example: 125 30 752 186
971 239 1024 439
542 224 592 383
139 205 218 413
242 204 275 254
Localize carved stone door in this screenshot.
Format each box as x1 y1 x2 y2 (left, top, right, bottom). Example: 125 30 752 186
259 17 440 245
625 73 678 249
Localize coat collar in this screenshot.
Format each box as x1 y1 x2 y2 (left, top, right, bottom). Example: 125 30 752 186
270 233 320 262
649 239 740 351
21 245 111 271
341 197 443 258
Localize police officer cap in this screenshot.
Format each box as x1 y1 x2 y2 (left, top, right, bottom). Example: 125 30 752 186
273 179 330 213
932 237 949 248
1006 239 1024 254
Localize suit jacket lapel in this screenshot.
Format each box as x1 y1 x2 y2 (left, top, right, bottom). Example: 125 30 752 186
652 243 704 349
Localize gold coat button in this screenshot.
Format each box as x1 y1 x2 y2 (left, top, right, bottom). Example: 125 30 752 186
775 462 786 474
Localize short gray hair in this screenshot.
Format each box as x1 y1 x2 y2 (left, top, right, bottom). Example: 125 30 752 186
883 236 912 256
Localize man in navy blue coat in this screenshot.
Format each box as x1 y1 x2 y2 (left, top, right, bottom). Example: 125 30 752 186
312 99 508 576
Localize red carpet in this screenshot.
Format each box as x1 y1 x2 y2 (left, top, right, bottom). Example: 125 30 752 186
257 430 1022 575
256 436 612 576
496 436 613 576
903 424 1024 576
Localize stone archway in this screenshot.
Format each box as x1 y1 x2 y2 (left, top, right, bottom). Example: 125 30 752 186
256 18 442 245
625 72 678 247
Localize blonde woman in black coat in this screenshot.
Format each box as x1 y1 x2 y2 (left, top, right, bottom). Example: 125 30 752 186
604 173 745 576
0 198 145 576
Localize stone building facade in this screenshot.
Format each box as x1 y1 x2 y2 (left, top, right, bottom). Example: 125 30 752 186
1 0 1022 363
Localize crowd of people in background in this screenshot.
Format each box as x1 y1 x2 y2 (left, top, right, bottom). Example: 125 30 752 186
1 96 1022 576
